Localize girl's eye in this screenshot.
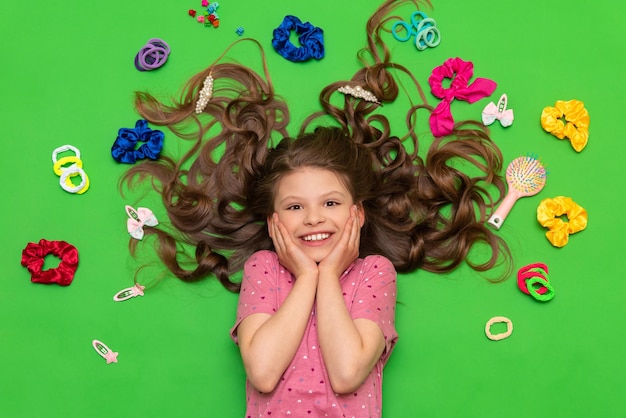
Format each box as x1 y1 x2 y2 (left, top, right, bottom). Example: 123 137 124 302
325 201 339 207
286 204 302 210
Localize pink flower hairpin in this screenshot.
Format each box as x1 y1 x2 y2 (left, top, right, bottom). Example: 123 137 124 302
113 283 146 302
126 205 158 240
482 93 514 127
92 340 118 364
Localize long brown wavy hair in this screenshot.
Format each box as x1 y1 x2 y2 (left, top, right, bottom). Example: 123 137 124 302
121 0 510 292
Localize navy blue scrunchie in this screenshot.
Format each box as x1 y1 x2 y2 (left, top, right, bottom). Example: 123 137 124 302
271 15 324 62
111 119 164 164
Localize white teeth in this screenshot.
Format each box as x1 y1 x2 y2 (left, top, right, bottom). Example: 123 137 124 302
303 233 330 242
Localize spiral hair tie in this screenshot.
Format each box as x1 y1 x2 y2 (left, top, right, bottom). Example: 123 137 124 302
21 239 79 286
537 196 588 247
517 263 554 302
134 38 170 71
271 15 324 62
111 119 165 164
51 145 90 194
540 99 590 152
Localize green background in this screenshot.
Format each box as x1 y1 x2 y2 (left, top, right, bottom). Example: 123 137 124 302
2 0 624 417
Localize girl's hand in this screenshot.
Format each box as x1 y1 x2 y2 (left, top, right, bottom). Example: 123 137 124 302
269 213 319 280
318 206 361 278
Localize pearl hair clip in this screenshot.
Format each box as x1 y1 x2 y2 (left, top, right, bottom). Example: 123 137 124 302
195 73 214 114
338 85 380 104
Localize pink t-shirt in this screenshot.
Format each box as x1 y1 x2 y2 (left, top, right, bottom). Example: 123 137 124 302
230 250 398 418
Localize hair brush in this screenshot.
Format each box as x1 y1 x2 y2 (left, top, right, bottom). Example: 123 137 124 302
487 154 547 230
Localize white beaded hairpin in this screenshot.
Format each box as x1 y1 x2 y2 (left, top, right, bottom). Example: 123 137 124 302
195 73 214 114
338 85 380 104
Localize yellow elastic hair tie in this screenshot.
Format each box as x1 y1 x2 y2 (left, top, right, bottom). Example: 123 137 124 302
537 196 587 247
53 156 83 176
540 99 590 152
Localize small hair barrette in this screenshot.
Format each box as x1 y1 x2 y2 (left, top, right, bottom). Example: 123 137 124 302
126 205 158 240
482 93 514 127
338 85 380 104
113 283 146 302
195 73 214 114
92 340 119 364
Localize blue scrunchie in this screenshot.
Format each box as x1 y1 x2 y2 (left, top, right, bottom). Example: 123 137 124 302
111 119 164 164
271 15 324 62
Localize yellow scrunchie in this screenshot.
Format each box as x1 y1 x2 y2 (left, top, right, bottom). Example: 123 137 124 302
537 196 587 247
540 99 590 152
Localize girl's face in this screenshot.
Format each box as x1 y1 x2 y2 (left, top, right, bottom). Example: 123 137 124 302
270 167 364 263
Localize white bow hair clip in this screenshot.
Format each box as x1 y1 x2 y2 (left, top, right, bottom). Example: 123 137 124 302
482 93 514 127
126 205 158 240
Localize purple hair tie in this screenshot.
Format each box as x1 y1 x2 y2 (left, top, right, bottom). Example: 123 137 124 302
135 38 170 71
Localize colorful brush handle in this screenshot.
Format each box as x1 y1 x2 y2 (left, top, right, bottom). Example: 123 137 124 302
487 189 522 229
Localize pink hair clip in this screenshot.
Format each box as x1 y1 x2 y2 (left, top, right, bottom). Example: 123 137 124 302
92 340 119 364
482 93 514 127
113 283 145 302
126 205 158 240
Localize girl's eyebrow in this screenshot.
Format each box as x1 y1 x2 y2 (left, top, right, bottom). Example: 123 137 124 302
278 190 348 205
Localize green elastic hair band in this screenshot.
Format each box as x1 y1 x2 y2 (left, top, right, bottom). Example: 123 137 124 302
526 276 555 302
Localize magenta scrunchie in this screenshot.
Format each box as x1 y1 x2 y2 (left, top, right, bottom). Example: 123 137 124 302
428 57 497 137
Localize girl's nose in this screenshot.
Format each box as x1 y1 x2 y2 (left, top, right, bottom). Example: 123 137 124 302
304 209 325 226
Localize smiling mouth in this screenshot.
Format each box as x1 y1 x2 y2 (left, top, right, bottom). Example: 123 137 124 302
301 233 330 242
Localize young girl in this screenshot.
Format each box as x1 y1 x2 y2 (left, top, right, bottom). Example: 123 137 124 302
121 0 510 415
230 128 399 416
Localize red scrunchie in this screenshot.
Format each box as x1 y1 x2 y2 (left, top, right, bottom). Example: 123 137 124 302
21 239 79 286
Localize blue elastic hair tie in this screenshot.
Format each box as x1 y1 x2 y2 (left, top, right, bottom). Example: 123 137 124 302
271 15 324 62
111 119 164 164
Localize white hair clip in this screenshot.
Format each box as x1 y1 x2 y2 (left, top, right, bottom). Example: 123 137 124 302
113 283 146 302
338 85 380 104
195 73 214 114
92 339 119 364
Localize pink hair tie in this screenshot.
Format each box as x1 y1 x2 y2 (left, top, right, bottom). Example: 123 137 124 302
517 263 555 302
428 57 497 137
517 263 549 295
